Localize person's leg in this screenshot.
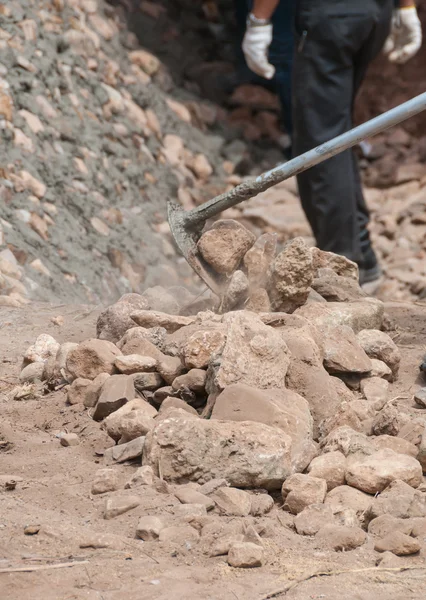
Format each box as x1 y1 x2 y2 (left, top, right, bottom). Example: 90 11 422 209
293 0 390 264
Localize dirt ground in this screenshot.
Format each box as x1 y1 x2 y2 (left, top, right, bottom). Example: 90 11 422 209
1 300 426 600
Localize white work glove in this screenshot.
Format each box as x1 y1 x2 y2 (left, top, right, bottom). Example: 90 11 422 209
384 6 422 64
242 21 275 80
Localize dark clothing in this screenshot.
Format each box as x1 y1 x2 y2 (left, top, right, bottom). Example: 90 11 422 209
293 0 393 264
234 0 295 136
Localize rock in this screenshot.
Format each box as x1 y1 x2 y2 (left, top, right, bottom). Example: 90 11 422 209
411 517 426 537
19 362 45 383
322 326 372 375
221 270 249 312
398 419 426 447
372 435 418 458
172 369 206 394
211 384 315 473
282 474 327 515
418 431 426 474
295 299 384 334
356 329 400 380
84 373 110 408
197 220 256 275
59 433 79 447
67 339 120 380
91 468 119 495
133 372 163 391
369 359 393 381
158 397 199 416
181 329 226 369
307 452 346 491
136 516 164 541
246 288 271 312
212 311 290 390
374 531 421 555
413 388 426 408
96 295 150 343
130 310 195 333
114 354 157 374
368 479 426 520
325 485 373 525
92 375 135 421
316 524 366 551
361 377 389 409
23 334 59 365
159 525 200 546
125 466 154 488
213 487 252 516
244 233 277 288
199 479 229 496
368 515 413 538
311 248 359 280
44 342 78 384
320 426 374 458
143 415 292 490
104 495 140 519
250 494 274 516
103 398 156 441
175 487 215 511
188 153 213 179
294 504 336 536
319 403 363 441
117 326 167 352
346 449 423 494
67 377 91 405
104 436 145 464
269 237 314 311
129 49 160 75
372 405 400 437
311 269 366 302
227 542 263 568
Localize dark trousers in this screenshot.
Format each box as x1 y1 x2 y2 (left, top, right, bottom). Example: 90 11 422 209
293 0 393 264
234 0 294 136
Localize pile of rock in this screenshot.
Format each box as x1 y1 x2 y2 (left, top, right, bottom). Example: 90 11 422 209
18 233 426 566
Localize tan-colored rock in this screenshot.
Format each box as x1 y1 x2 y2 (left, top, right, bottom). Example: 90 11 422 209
125 466 154 488
325 485 373 525
23 334 59 366
269 237 314 311
0 91 13 121
295 299 384 334
66 339 120 380
249 494 274 516
244 232 277 288
188 153 213 179
307 452 346 491
356 329 400 380
311 248 359 280
143 415 292 490
136 516 164 541
320 426 374 457
84 373 110 408
316 524 366 551
372 435 418 458
374 531 421 555
368 479 426 520
372 404 400 437
213 487 252 516
114 354 157 375
197 220 256 275
175 487 215 511
59 433 79 447
92 375 135 421
103 398 157 441
166 97 191 122
158 397 199 416
104 436 145 464
346 449 423 494
159 525 200 546
368 514 413 538
91 468 119 495
413 388 426 408
129 49 160 75
369 359 393 381
97 295 150 343
181 328 226 369
67 377 91 405
228 542 263 568
282 474 327 515
104 495 140 520
172 369 206 393
311 269 366 302
322 325 372 375
132 372 163 391
294 504 336 536
130 310 195 333
19 362 45 383
361 377 389 408
221 270 249 312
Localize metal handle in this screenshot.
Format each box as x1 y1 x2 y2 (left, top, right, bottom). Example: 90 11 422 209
182 91 426 229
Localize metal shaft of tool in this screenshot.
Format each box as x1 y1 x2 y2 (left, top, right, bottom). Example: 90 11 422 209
181 91 426 229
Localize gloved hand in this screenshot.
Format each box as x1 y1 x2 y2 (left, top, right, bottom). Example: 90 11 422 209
242 21 275 80
384 6 422 64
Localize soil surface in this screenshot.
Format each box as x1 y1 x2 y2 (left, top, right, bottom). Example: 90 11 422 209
1 301 426 600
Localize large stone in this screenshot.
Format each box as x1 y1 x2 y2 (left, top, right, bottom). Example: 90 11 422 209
23 334 60 366
368 514 413 538
374 531 421 556
211 384 315 473
322 326 372 375
132 372 163 391
311 248 359 280
172 369 206 394
212 311 290 390
243 232 277 288
307 452 347 491
91 468 119 495
372 435 418 458
367 479 426 520
316 524 366 551
372 405 401 437
361 377 389 408
346 449 423 494
84 373 110 408
159 525 200 546
295 299 384 334
96 294 150 343
320 426 374 458
143 415 293 490
92 375 135 421
356 329 400 380
181 328 226 369
20 362 45 384
319 403 364 441
213 487 252 516
67 339 120 380
136 516 164 541
282 474 327 515
294 504 336 536
103 398 157 441
117 326 167 352
174 487 215 511
312 269 366 302
104 436 145 464
269 237 314 312
221 270 249 312
114 354 157 375
104 495 140 519
130 310 195 333
250 494 274 516
325 485 373 525
125 466 154 488
67 377 91 405
227 542 263 568
197 220 256 275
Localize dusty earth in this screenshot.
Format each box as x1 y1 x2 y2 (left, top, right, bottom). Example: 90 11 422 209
1 300 426 600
